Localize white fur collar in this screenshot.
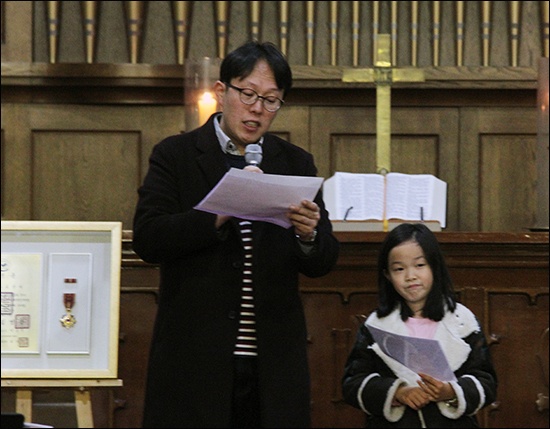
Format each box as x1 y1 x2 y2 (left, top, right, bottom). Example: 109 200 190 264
366 303 478 384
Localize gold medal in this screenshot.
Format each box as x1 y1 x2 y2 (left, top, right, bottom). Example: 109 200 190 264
60 293 76 328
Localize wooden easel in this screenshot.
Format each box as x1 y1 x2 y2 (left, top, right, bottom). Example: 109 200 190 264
2 379 123 428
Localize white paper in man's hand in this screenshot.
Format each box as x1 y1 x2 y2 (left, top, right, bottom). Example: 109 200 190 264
194 168 324 228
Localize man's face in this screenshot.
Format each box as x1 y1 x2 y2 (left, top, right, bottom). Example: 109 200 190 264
215 60 283 152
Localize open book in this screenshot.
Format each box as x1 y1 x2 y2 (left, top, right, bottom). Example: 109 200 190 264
323 172 447 228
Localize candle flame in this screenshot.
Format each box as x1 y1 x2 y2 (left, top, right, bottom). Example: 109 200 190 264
197 91 217 125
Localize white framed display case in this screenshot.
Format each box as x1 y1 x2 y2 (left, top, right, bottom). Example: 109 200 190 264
1 221 122 378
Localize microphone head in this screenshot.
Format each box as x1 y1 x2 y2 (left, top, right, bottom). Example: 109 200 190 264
244 143 263 166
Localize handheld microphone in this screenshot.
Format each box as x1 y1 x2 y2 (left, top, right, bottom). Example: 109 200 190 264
244 143 262 166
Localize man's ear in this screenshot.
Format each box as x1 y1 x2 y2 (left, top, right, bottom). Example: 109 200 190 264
214 80 226 107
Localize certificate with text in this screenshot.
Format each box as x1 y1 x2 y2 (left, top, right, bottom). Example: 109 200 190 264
1 253 43 353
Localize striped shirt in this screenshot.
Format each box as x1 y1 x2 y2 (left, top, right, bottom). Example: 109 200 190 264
234 219 258 357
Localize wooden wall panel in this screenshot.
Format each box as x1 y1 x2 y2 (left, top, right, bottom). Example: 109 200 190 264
114 291 158 429
329 135 375 173
310 107 377 177
324 135 441 178
480 134 538 231
488 293 549 428
1 104 185 229
271 105 310 153
390 136 441 174
1 127 4 216
0 1 32 62
460 108 539 231
2 103 34 220
301 292 375 429
32 130 140 226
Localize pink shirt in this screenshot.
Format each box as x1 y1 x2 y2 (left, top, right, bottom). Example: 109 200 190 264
405 317 438 339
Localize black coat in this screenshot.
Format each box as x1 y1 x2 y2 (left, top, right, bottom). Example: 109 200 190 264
133 115 340 428
342 304 498 428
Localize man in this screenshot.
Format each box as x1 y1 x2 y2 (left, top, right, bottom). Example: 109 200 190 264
133 40 339 428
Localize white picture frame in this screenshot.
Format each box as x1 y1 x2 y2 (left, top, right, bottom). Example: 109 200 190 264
1 221 121 379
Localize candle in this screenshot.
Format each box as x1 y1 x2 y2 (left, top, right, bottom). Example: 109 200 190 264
197 91 217 125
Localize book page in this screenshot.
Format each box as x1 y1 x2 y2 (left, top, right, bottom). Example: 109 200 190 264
426 177 448 228
385 173 447 228
323 172 385 220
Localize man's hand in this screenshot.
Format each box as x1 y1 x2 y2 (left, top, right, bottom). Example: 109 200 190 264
243 165 263 173
289 199 320 240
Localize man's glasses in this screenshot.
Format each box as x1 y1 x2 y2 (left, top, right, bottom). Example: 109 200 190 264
224 82 284 112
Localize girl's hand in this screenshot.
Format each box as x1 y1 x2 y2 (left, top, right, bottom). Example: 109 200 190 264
417 373 456 402
393 385 431 410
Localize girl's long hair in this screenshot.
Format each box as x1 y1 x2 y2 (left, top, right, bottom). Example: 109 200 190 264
376 223 457 321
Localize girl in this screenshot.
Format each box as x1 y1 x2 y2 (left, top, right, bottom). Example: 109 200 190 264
342 223 497 427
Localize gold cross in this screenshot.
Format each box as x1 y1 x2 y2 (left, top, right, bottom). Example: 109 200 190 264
342 34 425 174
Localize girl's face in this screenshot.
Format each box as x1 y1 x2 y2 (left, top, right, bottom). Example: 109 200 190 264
385 240 434 314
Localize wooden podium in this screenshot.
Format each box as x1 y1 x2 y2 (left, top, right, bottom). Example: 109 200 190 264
2 379 123 428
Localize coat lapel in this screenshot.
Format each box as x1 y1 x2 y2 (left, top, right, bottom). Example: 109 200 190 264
195 121 229 188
